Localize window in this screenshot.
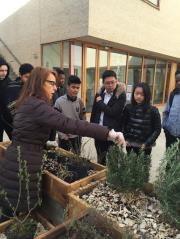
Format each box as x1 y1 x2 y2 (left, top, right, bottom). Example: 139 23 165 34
99 50 108 87
142 58 155 95
63 41 70 79
142 0 160 8
70 43 82 79
110 52 127 83
153 60 166 104
42 43 60 69
127 56 142 86
86 47 96 112
42 40 174 106
70 43 83 97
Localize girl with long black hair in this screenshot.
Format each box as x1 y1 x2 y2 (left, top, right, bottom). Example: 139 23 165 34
123 82 161 155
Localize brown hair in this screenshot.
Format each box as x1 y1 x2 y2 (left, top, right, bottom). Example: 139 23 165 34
16 67 56 108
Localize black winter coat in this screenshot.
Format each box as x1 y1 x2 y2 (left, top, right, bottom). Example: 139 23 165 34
0 96 109 212
123 104 161 147
0 77 11 115
52 86 66 104
90 84 126 131
0 59 10 115
2 78 23 131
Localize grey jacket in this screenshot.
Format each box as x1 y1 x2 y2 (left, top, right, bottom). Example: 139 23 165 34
55 95 86 139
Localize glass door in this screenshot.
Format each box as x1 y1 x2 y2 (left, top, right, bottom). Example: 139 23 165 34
99 50 108 87
85 47 97 112
70 42 83 98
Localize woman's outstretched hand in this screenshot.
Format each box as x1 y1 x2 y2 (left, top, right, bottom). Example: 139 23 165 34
107 129 126 146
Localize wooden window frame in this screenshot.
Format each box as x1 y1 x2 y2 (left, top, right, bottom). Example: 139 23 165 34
142 0 160 9
41 39 175 107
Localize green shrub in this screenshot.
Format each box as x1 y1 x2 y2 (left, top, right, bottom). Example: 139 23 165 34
155 141 180 228
106 145 151 191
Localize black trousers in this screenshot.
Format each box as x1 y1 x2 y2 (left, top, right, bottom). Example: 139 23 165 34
95 139 114 165
0 116 12 141
164 129 180 149
126 146 152 156
0 124 3 142
58 136 81 155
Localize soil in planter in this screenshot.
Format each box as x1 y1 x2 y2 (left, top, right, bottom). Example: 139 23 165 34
81 182 180 239
43 150 95 183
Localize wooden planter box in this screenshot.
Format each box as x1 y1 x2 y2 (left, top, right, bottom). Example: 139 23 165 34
0 141 11 159
0 142 106 207
0 142 71 237
0 186 71 238
0 211 55 239
18 212 125 239
43 160 106 207
68 178 106 218
0 141 11 148
67 179 139 239
0 191 73 238
0 142 106 206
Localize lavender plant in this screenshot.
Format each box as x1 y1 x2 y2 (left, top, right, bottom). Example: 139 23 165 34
155 141 180 228
0 146 43 239
107 145 151 191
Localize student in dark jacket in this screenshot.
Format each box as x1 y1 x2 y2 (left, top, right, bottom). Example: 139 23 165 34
3 63 33 139
90 70 126 165
52 67 66 104
0 67 125 221
0 58 11 141
123 82 161 156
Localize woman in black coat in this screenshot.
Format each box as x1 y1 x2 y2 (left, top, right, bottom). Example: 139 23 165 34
0 67 125 221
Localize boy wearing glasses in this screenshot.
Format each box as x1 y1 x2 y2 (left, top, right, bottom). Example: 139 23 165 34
55 75 86 154
90 70 126 165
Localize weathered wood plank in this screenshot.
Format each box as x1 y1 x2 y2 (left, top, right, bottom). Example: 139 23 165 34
0 220 13 233
35 211 128 239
